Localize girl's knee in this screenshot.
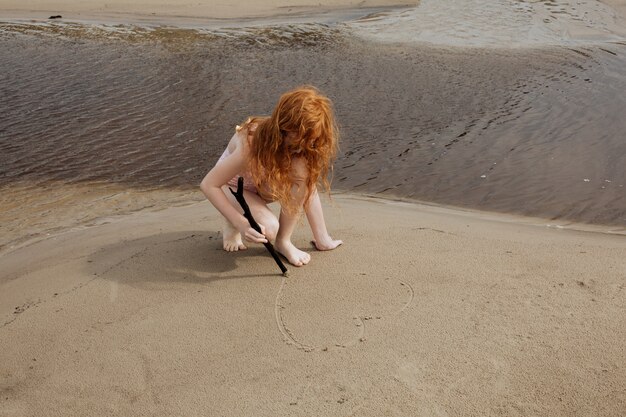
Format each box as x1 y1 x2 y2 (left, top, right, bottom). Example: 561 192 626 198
260 216 279 241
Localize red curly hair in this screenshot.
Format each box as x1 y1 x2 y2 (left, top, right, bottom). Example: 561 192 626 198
240 86 339 213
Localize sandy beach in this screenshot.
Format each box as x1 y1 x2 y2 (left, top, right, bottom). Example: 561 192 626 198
1 0 626 415
1 195 625 416
0 0 417 25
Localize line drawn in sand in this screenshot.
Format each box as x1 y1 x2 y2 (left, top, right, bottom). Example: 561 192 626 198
274 276 415 352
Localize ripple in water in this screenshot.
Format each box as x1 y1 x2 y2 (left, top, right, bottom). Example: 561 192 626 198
348 0 626 46
0 17 625 251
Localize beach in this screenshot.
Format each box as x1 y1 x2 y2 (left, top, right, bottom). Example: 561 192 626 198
0 0 417 25
1 0 626 415
0 195 626 416
2 195 626 416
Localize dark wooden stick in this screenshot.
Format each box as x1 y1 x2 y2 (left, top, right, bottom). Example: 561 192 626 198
229 177 289 277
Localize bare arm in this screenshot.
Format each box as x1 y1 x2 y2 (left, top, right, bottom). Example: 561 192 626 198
199 131 266 243
287 158 342 250
305 189 342 250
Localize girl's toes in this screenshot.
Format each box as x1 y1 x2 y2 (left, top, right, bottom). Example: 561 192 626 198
293 256 306 267
238 243 247 250
226 244 240 252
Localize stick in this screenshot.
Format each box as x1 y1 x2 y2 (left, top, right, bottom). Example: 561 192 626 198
229 177 289 277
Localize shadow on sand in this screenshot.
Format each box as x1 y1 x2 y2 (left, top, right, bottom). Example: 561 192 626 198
83 230 277 289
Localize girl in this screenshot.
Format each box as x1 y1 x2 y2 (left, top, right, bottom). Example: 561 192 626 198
200 86 343 267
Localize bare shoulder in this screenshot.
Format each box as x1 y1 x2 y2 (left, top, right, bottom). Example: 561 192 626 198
231 121 259 154
227 126 249 154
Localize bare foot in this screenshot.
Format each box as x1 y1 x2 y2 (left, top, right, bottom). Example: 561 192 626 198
222 221 247 251
311 237 343 251
275 240 311 267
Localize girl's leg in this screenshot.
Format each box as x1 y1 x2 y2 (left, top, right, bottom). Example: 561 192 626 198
273 181 315 266
274 187 342 265
275 208 311 267
220 185 279 251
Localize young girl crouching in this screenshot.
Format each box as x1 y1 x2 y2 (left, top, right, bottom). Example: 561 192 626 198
199 86 342 267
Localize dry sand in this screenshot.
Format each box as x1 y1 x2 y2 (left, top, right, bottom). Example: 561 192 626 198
601 0 626 18
1 194 625 416
0 0 416 24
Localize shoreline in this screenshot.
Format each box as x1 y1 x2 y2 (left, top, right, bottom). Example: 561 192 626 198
1 189 624 261
4 0 625 47
0 1 417 29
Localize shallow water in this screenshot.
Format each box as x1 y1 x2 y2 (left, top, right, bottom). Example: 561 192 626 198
0 7 625 251
349 0 626 46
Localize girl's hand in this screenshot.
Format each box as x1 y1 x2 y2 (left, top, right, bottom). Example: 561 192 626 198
240 223 268 244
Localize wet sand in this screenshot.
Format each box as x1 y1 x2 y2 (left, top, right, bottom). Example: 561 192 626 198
1 195 625 416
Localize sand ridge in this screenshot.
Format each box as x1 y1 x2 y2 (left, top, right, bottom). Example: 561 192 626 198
0 0 418 25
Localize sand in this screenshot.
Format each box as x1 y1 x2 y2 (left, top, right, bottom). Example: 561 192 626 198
1 0 625 415
0 0 416 25
1 194 625 416
601 0 626 18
